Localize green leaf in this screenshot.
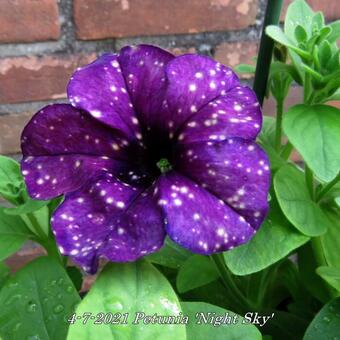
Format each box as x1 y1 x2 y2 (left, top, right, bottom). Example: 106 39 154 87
146 237 191 269
266 26 310 59
274 165 330 236
48 196 64 217
320 210 340 268
327 88 340 101
326 50 340 72
316 266 340 291
318 40 332 68
4 198 49 215
262 310 309 340
283 104 340 182
270 61 302 84
284 0 314 41
298 243 331 303
282 0 315 80
181 280 232 312
0 156 23 204
0 207 32 261
295 25 307 42
0 262 9 288
328 20 340 43
303 297 340 339
181 302 262 340
234 63 256 74
300 64 323 81
0 256 80 340
67 261 186 340
66 266 83 292
18 205 50 239
316 26 332 43
176 255 219 293
257 117 286 170
224 200 309 275
312 12 325 31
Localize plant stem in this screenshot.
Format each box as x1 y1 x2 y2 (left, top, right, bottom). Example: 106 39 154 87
253 0 284 105
26 213 63 265
305 165 315 200
316 172 340 202
304 72 312 104
41 238 64 265
280 141 294 160
311 237 327 267
310 239 337 299
26 213 47 240
210 254 254 310
274 99 284 151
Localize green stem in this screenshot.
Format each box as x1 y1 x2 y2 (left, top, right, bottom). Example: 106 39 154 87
310 239 337 299
316 172 340 202
26 213 47 240
42 238 64 265
280 141 294 160
253 0 284 105
274 99 284 151
210 254 254 310
26 213 63 265
304 71 313 104
311 237 327 267
305 165 315 200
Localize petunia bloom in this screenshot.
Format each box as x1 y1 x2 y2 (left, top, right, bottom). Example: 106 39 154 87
21 45 270 273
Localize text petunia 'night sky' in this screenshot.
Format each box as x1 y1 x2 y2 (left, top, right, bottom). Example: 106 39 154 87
21 45 270 273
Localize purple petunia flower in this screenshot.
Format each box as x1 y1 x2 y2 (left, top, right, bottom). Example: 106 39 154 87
21 45 270 273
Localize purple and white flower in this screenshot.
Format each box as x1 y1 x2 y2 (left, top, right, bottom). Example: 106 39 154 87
21 45 270 273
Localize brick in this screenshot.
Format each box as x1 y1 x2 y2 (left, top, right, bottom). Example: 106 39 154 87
0 112 34 155
74 0 258 40
0 54 96 104
282 0 340 22
214 41 258 78
0 0 60 43
263 86 302 117
170 47 197 56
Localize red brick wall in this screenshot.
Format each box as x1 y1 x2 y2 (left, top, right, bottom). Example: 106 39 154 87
0 0 339 156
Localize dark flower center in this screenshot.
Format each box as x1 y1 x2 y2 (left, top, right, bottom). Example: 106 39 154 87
142 130 174 177
117 128 175 187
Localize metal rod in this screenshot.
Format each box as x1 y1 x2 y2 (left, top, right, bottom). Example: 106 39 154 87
253 0 284 105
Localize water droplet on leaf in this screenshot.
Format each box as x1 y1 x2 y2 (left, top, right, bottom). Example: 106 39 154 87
13 323 21 332
53 304 64 314
323 316 331 323
26 301 37 313
66 285 73 293
26 335 40 340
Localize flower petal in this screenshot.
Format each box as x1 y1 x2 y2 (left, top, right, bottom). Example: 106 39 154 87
52 174 165 273
67 54 140 139
178 86 262 143
163 54 239 135
21 155 126 200
118 44 174 130
156 171 255 254
176 139 270 229
21 104 131 160
100 185 165 263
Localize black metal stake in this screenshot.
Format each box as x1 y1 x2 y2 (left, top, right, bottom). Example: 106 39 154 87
253 0 284 105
